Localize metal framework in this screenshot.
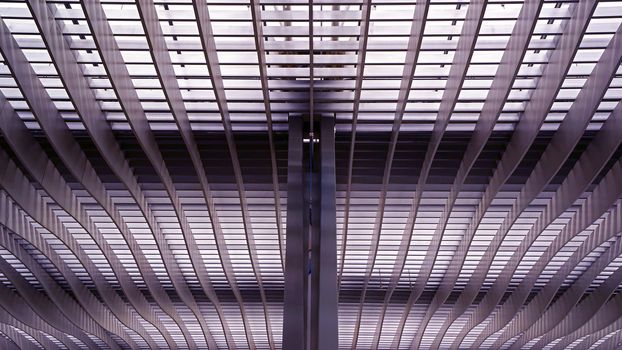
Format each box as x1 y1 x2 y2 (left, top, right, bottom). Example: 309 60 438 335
0 0 621 349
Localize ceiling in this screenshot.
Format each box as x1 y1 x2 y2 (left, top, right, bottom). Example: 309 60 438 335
0 0 622 349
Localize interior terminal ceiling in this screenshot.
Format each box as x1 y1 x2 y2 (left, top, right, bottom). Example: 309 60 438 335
0 0 622 348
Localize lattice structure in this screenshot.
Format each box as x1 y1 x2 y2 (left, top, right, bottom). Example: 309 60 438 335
0 0 621 348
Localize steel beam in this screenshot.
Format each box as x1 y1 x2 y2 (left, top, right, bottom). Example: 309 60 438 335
408 0 599 347
350 1 429 346
249 0 286 276
0 282 95 349
552 292 622 349
0 21 174 347
519 233 622 349
467 32 622 347
0 238 128 349
0 315 55 350
0 149 155 348
385 1 543 347
81 0 237 346
137 0 263 347
19 2 194 346
283 115 307 350
368 1 488 347
309 116 338 349
337 0 372 290
191 0 276 346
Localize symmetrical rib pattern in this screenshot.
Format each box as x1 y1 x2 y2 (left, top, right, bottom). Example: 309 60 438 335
0 0 621 349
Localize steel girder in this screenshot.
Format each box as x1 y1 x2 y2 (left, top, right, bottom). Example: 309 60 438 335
191 0 275 346
0 230 130 349
337 0 372 291
377 0 544 347
350 1 430 346
283 115 305 350
0 22 177 348
0 312 64 350
0 280 97 349
465 29 622 349
249 0 286 276
380 1 489 348
0 151 155 347
81 0 249 346
552 287 622 349
406 0 600 347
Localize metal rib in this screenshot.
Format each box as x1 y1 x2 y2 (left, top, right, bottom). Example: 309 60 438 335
0 144 159 346
350 1 429 346
567 312 622 350
594 326 622 350
192 0 274 346
465 42 622 348
0 308 83 350
0 32 188 345
0 105 172 345
515 231 622 349
552 287 622 350
20 2 204 347
366 1 488 348
383 1 543 347
453 99 618 348
0 240 129 349
0 328 22 350
395 0 598 347
0 281 98 349
472 169 622 348
135 0 260 347
0 314 60 350
337 0 372 289
0 194 144 349
0 223 146 349
249 0 286 275
80 0 241 347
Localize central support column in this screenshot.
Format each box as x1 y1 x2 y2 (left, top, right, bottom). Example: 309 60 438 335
284 115 338 350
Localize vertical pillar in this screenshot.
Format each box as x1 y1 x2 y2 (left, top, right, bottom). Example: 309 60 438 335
283 115 307 349
284 115 338 350
312 115 338 349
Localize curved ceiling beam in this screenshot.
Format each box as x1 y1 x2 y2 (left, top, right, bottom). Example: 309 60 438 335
551 298 622 349
0 248 126 349
350 0 430 346
249 0 286 276
27 0 245 345
80 0 244 346
521 250 622 349
593 328 622 350
0 318 49 350
380 1 489 348
454 116 622 348
0 282 96 349
470 98 622 348
0 12 182 348
0 225 144 349
337 0 372 290
454 24 622 348
577 295 622 350
0 148 159 348
0 309 82 350
192 0 277 346
137 0 273 346
386 1 543 347
136 0 252 348
401 0 599 347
